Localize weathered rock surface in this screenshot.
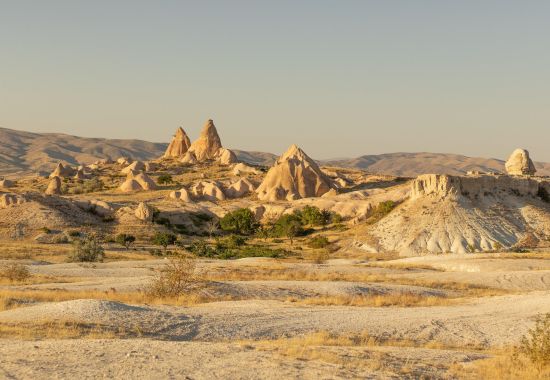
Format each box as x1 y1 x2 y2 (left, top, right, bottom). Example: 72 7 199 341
49 163 75 178
121 161 145 175
232 163 261 176
180 151 198 165
505 148 536 176
119 171 157 192
256 145 335 201
45 176 62 195
362 174 550 256
169 188 193 202
164 127 191 158
188 119 223 161
134 202 154 222
226 178 256 198
191 181 226 201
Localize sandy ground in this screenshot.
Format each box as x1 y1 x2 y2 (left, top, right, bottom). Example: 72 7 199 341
1 254 550 379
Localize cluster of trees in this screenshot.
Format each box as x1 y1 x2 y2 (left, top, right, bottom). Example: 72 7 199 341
219 206 342 244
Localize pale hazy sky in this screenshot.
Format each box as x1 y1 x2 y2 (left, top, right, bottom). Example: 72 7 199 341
1 1 549 160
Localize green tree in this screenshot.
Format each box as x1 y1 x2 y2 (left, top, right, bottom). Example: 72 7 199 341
152 232 177 253
157 175 174 185
219 208 259 235
273 214 304 245
115 234 136 250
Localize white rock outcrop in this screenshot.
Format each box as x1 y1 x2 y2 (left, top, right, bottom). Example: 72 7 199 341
505 148 536 176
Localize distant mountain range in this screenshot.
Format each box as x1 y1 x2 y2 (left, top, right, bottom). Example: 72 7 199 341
0 127 548 177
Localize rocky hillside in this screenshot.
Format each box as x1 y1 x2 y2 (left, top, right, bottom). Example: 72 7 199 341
325 152 550 177
0 127 167 176
1 127 549 177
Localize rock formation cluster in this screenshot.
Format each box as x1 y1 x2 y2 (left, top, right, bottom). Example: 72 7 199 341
164 127 191 158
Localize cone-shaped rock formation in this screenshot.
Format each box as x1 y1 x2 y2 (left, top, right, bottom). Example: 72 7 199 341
256 144 335 201
164 127 191 158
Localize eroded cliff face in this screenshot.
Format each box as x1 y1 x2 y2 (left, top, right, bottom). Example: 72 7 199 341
411 174 544 200
362 174 550 256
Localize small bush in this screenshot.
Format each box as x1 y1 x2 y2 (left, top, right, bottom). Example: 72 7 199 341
307 236 330 249
220 208 258 235
146 254 201 298
0 263 31 282
366 201 397 224
41 227 52 234
157 174 174 185
272 213 304 244
66 230 81 238
538 187 550 203
152 232 177 252
216 234 247 249
69 235 105 262
115 234 136 250
520 313 550 371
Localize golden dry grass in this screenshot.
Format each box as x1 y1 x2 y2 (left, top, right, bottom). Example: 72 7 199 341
0 320 136 340
451 351 550 380
204 265 507 298
286 292 454 307
0 289 237 312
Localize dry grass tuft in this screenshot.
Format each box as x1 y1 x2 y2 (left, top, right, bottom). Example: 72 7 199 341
286 292 453 307
0 262 31 282
0 320 135 340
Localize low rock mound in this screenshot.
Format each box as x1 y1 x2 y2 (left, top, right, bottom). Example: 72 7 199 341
226 178 255 198
169 188 193 202
256 145 335 201
121 161 145 175
363 174 550 255
0 300 186 337
191 181 226 201
232 163 261 176
119 171 157 192
0 179 14 189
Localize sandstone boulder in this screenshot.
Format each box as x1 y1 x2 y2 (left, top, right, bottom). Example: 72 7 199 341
45 176 62 195
217 148 238 165
505 148 536 176
232 163 261 176
119 179 143 192
134 202 154 222
116 157 133 166
121 161 145 175
180 151 198 165
191 181 226 201
256 144 335 201
226 178 256 198
164 127 191 158
169 188 193 202
49 163 75 178
74 168 86 180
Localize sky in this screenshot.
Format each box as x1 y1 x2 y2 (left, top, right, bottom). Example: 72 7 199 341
1 1 549 161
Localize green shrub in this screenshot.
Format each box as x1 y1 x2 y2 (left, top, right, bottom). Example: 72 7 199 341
538 187 550 203
272 214 304 244
152 232 177 252
307 236 330 249
366 201 397 224
216 234 247 249
157 174 174 185
115 234 136 250
520 313 550 371
220 208 258 235
69 235 105 262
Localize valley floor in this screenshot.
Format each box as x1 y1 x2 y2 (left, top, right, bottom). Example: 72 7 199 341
1 252 550 379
